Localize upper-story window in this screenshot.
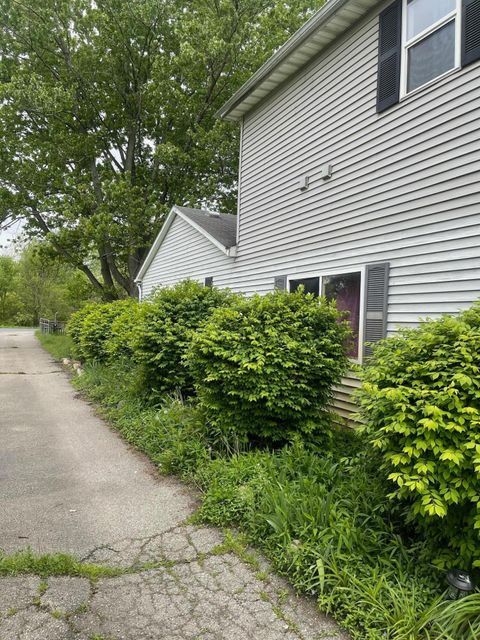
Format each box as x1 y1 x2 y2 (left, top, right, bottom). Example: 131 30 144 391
377 0 480 114
402 0 461 95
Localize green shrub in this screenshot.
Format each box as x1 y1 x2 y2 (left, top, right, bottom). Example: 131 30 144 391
70 299 135 362
357 310 480 568
186 289 350 442
105 299 142 360
67 303 98 355
133 280 235 396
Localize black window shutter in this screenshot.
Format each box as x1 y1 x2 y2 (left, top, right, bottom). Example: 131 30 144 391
462 0 480 67
204 276 213 288
377 0 402 113
363 263 389 358
274 275 287 291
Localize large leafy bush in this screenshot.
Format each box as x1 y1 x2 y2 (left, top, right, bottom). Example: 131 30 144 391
358 308 480 567
105 299 143 360
133 280 234 396
67 303 98 355
69 299 135 362
186 289 350 441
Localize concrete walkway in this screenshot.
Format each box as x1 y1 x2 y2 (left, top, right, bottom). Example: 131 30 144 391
0 329 348 640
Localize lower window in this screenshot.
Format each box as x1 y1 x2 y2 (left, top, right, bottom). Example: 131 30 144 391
322 272 361 359
289 271 362 359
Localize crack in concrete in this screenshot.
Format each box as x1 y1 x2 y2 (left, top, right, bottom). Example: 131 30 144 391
0 370 63 375
0 525 348 640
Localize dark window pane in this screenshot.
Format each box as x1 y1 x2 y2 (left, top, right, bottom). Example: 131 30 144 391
289 277 320 296
407 0 455 40
407 20 455 92
323 272 361 358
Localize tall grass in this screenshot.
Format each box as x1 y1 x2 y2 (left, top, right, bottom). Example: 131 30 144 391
36 330 76 360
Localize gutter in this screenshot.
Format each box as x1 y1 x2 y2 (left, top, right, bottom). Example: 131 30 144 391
216 0 352 121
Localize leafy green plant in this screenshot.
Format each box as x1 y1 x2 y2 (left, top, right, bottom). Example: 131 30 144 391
67 303 99 354
71 299 135 362
105 299 143 360
133 280 235 397
357 310 480 568
186 289 350 442
424 593 480 640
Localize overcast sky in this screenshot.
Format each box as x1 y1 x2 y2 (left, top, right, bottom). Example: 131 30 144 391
0 220 24 257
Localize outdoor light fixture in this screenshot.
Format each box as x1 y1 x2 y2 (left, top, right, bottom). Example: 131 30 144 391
446 569 475 600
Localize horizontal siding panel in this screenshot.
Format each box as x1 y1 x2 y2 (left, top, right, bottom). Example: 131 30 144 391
241 121 480 214
142 216 236 297
239 201 480 257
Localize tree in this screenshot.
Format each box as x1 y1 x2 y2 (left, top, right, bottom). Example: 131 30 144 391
0 255 18 322
0 0 324 299
14 244 98 326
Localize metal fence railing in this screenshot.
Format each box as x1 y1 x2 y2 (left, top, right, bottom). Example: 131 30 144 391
39 318 66 335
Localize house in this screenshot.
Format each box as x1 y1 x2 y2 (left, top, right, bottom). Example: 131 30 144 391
136 0 480 424
136 206 238 299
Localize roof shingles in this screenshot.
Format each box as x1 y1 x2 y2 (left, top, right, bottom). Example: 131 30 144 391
176 207 237 249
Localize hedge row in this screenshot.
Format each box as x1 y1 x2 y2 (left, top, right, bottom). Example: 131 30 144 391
67 280 351 441
68 281 480 569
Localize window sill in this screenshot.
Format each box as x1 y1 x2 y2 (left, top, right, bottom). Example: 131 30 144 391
399 65 460 103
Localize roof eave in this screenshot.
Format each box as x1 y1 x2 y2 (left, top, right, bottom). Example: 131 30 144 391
217 0 378 122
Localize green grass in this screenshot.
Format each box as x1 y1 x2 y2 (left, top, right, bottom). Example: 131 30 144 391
36 330 76 360
0 549 124 580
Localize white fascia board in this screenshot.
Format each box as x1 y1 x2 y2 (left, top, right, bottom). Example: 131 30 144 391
134 208 176 282
217 0 377 122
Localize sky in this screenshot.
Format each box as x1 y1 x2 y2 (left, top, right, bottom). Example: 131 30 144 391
0 219 24 257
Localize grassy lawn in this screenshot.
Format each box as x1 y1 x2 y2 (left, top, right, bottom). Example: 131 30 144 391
35 330 76 360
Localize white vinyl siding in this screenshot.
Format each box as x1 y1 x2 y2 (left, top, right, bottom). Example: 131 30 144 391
234 0 480 332
232 1 480 424
141 216 236 298
141 0 480 425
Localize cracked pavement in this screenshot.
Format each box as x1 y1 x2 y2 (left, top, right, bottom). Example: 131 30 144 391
0 330 349 639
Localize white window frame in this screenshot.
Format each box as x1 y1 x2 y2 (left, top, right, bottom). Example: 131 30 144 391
400 0 462 98
287 266 365 364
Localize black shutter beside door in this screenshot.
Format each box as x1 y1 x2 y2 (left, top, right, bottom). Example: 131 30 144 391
376 0 402 113
363 263 389 358
462 0 480 67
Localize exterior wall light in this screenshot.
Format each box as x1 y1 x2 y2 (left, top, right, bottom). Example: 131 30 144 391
446 569 475 600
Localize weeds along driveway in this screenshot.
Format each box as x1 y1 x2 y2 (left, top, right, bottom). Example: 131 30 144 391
0 329 348 640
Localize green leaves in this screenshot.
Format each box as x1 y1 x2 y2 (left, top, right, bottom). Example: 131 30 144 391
185 289 350 442
358 303 480 567
68 298 137 362
132 280 235 396
0 0 326 296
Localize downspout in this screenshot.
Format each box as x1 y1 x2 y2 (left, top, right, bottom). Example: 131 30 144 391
136 280 143 302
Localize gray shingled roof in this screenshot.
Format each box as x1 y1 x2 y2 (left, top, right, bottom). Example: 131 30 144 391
176 206 237 249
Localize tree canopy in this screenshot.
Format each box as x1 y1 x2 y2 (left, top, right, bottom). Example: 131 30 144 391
0 0 324 298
